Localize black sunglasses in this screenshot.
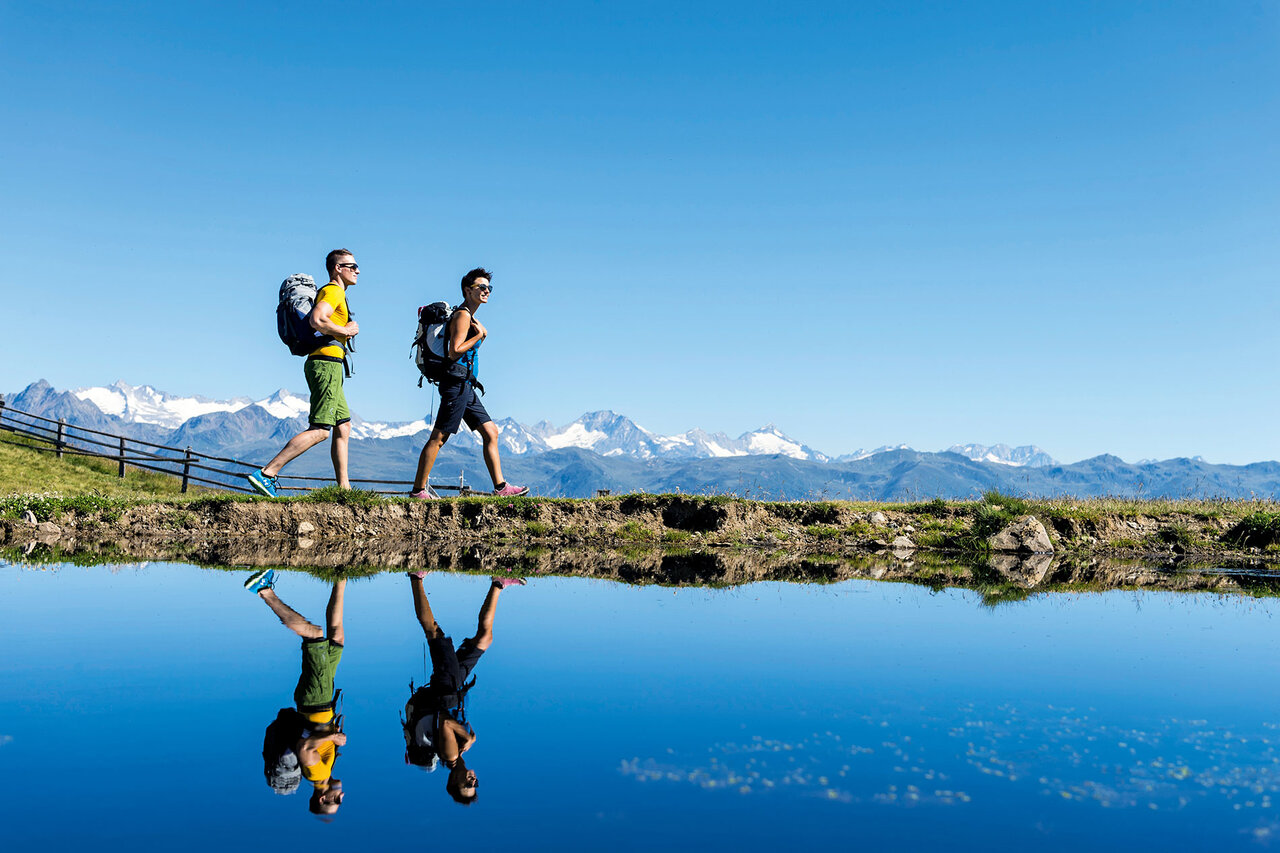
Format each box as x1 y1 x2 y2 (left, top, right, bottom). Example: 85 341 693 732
338 263 359 271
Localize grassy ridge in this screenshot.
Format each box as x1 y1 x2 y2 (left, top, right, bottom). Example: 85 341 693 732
6 431 1280 560
0 431 194 497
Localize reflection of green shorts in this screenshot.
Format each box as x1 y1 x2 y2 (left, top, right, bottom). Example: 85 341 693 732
304 358 350 428
294 638 343 711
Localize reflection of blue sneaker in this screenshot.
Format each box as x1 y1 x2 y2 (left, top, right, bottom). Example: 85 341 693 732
246 469 279 497
244 568 276 594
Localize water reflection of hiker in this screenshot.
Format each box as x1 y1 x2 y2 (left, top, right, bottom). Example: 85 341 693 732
245 569 348 815
400 572 524 805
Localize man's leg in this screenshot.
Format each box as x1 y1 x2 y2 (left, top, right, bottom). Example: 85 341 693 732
326 579 346 645
262 427 330 478
412 428 450 493
409 573 445 639
256 587 324 640
330 421 352 490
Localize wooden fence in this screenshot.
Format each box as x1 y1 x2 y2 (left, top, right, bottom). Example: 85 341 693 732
0 397 482 496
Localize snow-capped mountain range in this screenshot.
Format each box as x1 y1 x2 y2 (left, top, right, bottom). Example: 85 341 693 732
65 380 1056 466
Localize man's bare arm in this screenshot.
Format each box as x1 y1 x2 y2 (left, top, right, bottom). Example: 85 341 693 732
309 296 359 339
297 731 346 764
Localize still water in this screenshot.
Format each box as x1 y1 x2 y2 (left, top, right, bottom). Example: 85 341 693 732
2 559 1279 850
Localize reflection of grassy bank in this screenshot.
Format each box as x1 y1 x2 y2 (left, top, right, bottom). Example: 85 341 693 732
4 485 1280 565
7 540 1280 605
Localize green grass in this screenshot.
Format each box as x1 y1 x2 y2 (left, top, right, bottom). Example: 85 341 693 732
0 432 198 498
954 490 1031 556
0 492 130 522
805 524 842 541
300 485 382 507
1226 512 1280 549
900 498 950 516
617 520 656 542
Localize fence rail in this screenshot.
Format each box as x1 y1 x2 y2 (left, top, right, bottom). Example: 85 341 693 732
0 397 485 496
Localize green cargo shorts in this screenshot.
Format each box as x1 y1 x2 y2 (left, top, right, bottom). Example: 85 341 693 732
294 637 344 711
304 358 350 428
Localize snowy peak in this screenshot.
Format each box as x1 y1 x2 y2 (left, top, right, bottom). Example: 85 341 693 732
254 389 310 421
531 411 659 457
832 444 914 463
945 443 1058 468
741 424 828 461
73 381 252 429
74 381 312 427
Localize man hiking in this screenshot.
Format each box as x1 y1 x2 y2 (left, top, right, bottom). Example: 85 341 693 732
411 267 527 498
245 569 349 815
248 248 361 496
400 571 525 804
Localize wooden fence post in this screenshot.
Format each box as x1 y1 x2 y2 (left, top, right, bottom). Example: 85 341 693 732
118 437 126 478
181 448 192 493
56 419 65 458
0 394 6 426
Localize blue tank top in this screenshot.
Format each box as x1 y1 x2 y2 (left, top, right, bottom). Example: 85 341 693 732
452 308 480 382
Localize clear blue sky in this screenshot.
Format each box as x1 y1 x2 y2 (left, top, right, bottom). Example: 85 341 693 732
4 1 1277 464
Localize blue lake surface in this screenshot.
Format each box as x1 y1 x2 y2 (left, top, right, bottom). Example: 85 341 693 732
3 559 1280 850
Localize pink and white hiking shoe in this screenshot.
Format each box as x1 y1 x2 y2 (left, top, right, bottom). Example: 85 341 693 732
492 483 529 497
491 577 527 589
410 489 438 500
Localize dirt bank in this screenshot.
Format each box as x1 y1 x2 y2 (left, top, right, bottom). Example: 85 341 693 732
3 494 1279 586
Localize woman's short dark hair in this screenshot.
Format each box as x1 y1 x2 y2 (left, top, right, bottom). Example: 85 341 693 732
460 268 493 297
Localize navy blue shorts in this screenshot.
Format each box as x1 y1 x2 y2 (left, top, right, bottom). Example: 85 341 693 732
435 380 491 436
427 635 485 694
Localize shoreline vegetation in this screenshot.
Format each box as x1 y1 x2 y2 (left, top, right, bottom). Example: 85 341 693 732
6 435 1280 596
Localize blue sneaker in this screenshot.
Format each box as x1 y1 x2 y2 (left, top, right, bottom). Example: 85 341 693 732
246 469 279 498
244 568 276 594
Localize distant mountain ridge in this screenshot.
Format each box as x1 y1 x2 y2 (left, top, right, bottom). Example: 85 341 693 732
51 379 1050 466
8 379 1275 501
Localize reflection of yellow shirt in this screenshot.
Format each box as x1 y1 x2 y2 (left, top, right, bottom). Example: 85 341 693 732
302 739 337 783
310 282 349 358
308 709 334 725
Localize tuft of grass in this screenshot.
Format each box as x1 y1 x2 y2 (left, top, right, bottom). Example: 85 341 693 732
524 521 551 537
901 498 949 517
1226 512 1280 550
1156 524 1197 548
301 486 382 507
841 521 876 538
617 520 655 542
763 501 842 525
954 491 1030 556
806 524 842 541
0 492 129 522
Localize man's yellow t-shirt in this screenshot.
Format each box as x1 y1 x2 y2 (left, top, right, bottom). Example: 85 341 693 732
302 739 338 783
310 282 349 359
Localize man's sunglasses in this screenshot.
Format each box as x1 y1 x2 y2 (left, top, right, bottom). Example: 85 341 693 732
470 283 492 292
338 263 360 272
